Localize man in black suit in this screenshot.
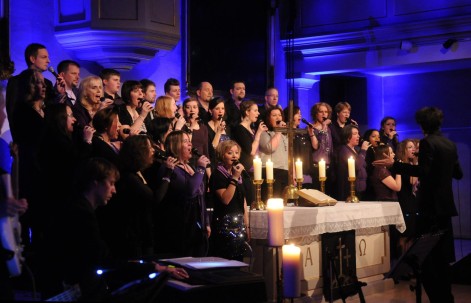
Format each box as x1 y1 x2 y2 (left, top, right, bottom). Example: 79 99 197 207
224 80 246 133
5 43 66 144
56 60 80 107
6 43 65 120
375 106 463 303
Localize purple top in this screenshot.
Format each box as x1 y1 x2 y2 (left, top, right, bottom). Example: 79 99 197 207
312 127 333 164
370 166 398 201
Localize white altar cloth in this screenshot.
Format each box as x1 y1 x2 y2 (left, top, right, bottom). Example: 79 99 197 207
249 201 406 240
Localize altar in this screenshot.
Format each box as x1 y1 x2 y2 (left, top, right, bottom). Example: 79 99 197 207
248 201 406 302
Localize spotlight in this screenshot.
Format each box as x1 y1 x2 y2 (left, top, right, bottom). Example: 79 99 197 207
442 39 457 49
400 40 413 51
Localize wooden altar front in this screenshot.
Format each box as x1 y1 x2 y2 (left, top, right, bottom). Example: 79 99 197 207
248 201 406 302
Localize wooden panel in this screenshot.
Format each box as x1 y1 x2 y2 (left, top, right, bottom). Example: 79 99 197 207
99 0 138 20
58 0 86 23
151 0 175 26
300 0 387 28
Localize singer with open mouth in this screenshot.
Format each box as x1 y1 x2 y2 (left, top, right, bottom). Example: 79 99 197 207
72 76 105 128
209 140 251 261
117 80 153 136
207 97 231 166
379 116 399 153
154 130 211 257
258 106 288 201
182 97 210 168
305 102 334 193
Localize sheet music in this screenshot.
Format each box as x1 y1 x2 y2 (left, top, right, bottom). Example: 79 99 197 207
160 257 248 270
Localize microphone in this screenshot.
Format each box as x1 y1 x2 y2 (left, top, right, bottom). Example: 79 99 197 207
346 117 351 124
47 66 59 79
276 120 282 125
252 119 263 129
301 118 314 128
412 152 419 157
322 117 327 122
153 148 168 161
138 98 148 106
232 159 250 178
191 148 211 168
191 147 201 157
100 97 106 102
122 128 131 135
218 115 223 121
390 129 398 137
175 112 181 119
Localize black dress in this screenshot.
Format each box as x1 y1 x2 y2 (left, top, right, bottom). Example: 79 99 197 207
232 124 255 171
154 165 209 258
396 172 419 237
209 166 249 260
101 171 155 259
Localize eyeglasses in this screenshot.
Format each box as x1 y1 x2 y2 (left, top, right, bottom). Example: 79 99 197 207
67 113 74 118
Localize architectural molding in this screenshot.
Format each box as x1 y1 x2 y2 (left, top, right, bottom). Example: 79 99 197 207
282 15 471 57
54 0 180 70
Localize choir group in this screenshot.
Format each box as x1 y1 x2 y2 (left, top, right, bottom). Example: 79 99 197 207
0 42 446 301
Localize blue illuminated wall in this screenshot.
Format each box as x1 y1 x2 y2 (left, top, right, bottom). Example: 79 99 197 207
368 70 471 237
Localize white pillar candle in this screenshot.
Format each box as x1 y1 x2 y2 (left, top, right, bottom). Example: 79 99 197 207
266 198 284 247
348 156 355 178
253 156 262 180
266 159 274 180
282 244 301 298
295 158 303 179
319 159 326 178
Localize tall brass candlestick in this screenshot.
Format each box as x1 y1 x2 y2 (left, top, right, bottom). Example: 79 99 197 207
266 179 275 199
319 177 327 193
252 179 265 210
345 177 359 203
296 178 303 190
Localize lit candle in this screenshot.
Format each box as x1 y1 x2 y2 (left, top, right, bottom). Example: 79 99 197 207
282 244 301 298
295 158 303 179
253 156 262 181
266 159 274 180
348 156 355 178
266 198 284 246
319 159 326 178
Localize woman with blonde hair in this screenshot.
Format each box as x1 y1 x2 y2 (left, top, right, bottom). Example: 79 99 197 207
73 76 112 127
154 95 186 130
209 140 251 260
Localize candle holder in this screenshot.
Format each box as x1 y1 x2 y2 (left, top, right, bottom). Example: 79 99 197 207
252 179 265 210
266 179 275 199
295 178 303 190
282 184 298 206
319 177 327 193
345 177 359 203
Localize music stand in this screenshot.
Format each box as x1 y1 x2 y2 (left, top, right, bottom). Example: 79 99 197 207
386 231 444 303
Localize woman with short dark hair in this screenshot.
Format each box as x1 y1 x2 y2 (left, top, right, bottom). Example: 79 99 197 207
91 107 121 166
117 80 153 135
335 124 369 200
